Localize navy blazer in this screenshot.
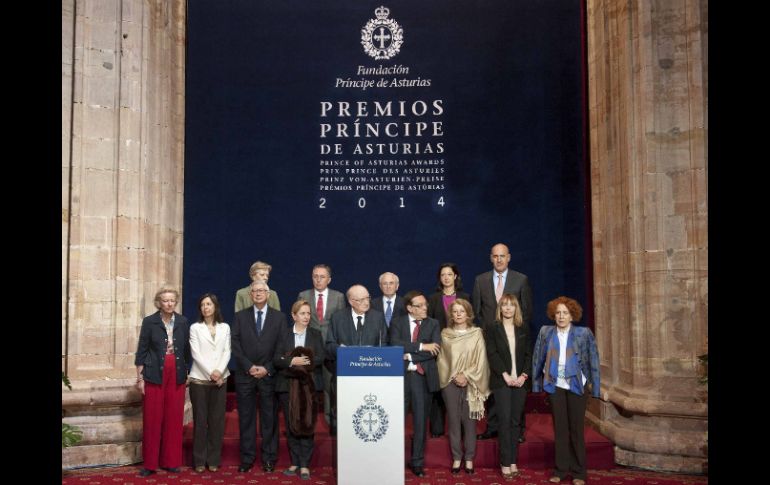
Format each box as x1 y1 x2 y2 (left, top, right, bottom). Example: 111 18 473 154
273 326 326 393
388 315 442 392
484 321 532 390
134 311 191 385
427 291 471 328
532 325 601 398
230 305 286 382
325 308 389 361
370 295 407 325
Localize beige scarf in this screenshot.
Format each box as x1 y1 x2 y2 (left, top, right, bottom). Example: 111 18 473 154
437 326 490 419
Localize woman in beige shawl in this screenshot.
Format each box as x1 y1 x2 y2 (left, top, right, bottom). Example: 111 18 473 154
437 298 490 475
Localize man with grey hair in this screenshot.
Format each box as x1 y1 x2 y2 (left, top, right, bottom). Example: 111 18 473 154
370 271 407 327
231 280 286 473
297 264 346 431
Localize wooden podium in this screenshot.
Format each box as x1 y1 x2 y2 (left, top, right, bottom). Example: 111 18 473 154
336 346 404 485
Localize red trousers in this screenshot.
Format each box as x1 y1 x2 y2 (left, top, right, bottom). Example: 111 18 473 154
142 353 186 470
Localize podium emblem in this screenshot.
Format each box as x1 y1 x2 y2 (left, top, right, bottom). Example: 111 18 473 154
361 6 404 60
352 393 390 442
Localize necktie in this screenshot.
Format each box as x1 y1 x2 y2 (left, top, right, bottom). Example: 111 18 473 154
316 293 324 322
385 300 393 326
412 320 425 375
356 315 363 333
256 310 263 337
495 272 504 302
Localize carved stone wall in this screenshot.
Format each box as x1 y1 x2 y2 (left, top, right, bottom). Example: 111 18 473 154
62 0 186 468
586 0 708 473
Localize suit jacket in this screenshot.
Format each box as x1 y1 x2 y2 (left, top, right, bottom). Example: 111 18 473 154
234 286 281 312
472 269 533 329
388 315 441 392
273 326 326 393
189 322 231 381
427 291 471 328
484 321 532 390
230 305 286 382
531 325 601 398
297 288 346 342
325 308 389 361
135 311 191 385
370 295 407 325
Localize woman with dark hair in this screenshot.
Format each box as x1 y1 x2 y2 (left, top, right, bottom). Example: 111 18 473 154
436 299 490 476
485 293 531 480
273 299 325 481
532 296 601 485
134 286 191 477
189 293 231 473
426 263 471 438
427 263 471 329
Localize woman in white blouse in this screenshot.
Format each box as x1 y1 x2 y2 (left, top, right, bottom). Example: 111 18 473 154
189 293 231 473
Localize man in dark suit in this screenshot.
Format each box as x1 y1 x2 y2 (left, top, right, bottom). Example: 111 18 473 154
297 264 347 429
388 290 441 478
325 284 389 433
231 280 286 473
472 243 533 441
370 271 407 328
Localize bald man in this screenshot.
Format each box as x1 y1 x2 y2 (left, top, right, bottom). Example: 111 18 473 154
325 284 389 434
472 243 533 441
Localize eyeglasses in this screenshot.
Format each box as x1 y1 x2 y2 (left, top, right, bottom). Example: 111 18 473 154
350 296 371 303
251 289 268 294
409 303 427 308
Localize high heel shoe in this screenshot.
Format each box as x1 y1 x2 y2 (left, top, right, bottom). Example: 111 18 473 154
451 462 461 475
464 462 475 475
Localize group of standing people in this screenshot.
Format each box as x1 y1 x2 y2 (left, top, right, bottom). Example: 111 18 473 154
133 243 600 484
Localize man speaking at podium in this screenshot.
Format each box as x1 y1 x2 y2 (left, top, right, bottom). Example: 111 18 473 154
325 284 389 434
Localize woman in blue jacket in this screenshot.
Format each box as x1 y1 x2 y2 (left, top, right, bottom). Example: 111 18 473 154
532 296 600 485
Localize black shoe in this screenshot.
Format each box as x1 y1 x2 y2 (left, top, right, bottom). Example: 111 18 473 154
410 465 425 477
161 467 181 473
465 465 475 475
138 469 155 477
431 432 444 438
262 462 275 473
476 430 498 440
451 465 461 475
238 462 253 473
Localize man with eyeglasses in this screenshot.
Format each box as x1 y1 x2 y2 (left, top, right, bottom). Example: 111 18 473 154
370 272 407 328
325 284 389 434
231 280 286 473
297 264 346 432
388 290 441 478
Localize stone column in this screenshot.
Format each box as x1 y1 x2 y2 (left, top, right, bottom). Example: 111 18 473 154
586 0 707 473
62 0 186 468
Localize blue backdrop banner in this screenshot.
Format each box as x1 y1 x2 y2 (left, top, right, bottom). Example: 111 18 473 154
184 0 591 337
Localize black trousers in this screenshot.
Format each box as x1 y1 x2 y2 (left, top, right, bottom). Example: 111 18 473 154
484 392 527 434
549 387 588 480
235 376 278 465
405 371 431 467
278 392 316 467
190 381 228 467
493 385 527 465
429 391 446 435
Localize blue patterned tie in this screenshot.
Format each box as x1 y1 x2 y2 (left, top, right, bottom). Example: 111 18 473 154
385 300 393 326
256 310 263 337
